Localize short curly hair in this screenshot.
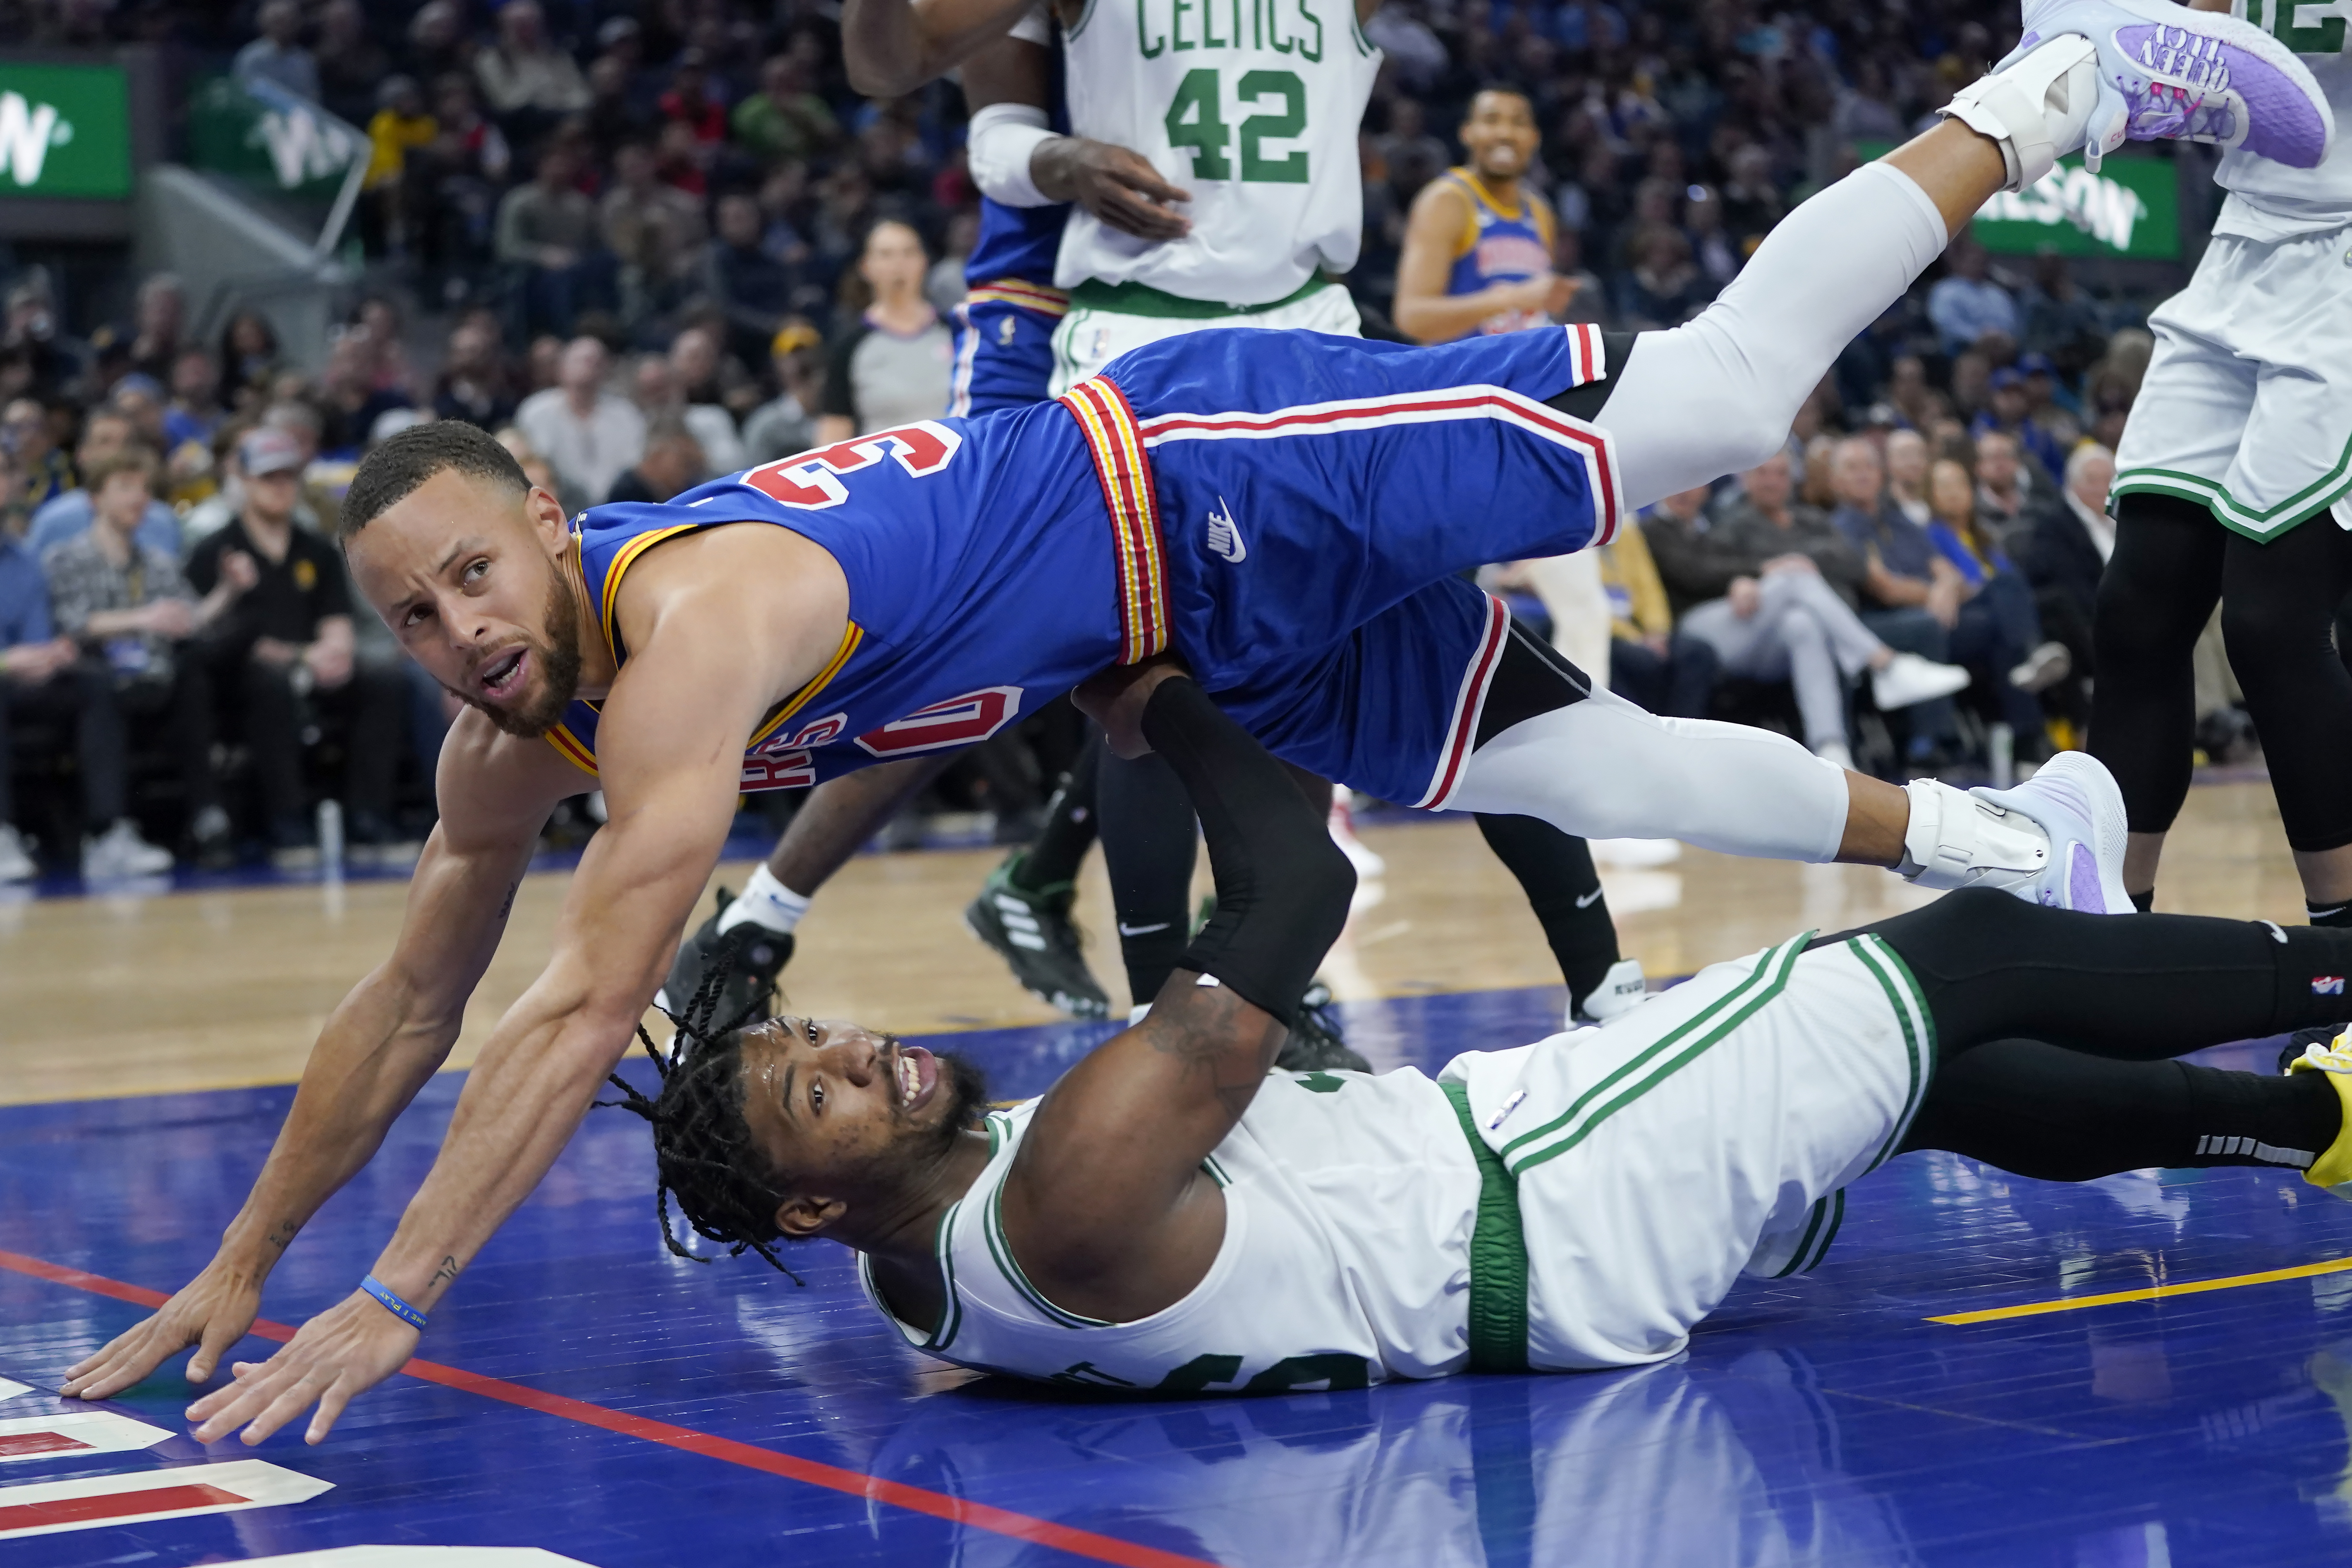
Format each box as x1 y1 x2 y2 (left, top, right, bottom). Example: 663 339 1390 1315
339 420 528 541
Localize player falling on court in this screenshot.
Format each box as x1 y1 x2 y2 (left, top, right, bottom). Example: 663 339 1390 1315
677 0 1647 1046
614 658 2352 1394
2091 0 2352 955
61 13 2328 1444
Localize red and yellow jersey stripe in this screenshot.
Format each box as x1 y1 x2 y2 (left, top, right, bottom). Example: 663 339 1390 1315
1058 375 1170 667
543 721 599 777
964 278 1071 317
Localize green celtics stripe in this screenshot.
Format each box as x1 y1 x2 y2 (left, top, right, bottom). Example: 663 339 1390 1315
1768 1196 1832 1279
1850 935 1935 1174
1503 935 1812 1178
1069 273 1335 319
985 1111 1012 1159
1201 1154 1232 1188
984 1183 1111 1331
1799 1191 1846 1275
1441 1081 1529 1373
931 1200 964 1351
2112 446 2352 540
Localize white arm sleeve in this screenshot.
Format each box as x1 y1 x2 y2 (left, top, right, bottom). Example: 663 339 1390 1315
968 102 1061 208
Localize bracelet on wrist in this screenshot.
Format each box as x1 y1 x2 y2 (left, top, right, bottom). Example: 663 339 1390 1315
358 1274 428 1331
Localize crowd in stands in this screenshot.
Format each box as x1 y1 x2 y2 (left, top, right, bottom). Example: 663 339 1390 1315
0 0 2242 881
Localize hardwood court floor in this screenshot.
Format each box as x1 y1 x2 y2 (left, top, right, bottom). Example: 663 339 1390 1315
0 778 2307 1107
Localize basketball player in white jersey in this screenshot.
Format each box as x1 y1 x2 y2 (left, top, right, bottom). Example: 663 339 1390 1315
2091 0 2352 932
607 654 2352 1393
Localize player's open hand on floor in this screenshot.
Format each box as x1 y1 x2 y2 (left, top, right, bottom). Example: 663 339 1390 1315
61 1256 265 1401
184 1289 417 1446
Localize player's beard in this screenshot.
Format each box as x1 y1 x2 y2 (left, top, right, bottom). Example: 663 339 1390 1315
476 566 586 739
873 1044 990 1183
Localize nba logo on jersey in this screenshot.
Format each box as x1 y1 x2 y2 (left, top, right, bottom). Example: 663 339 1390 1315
2316 976 2345 995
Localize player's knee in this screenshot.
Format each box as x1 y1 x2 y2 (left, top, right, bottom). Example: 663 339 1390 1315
2217 587 2320 682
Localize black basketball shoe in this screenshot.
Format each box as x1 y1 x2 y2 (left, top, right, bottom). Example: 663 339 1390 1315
659 887 793 1031
1275 981 1370 1073
963 855 1111 1020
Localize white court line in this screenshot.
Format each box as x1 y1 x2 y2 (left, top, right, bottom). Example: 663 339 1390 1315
0 1458 330 1540
0 1379 29 1401
239 1553 597 1566
0 1410 170 1462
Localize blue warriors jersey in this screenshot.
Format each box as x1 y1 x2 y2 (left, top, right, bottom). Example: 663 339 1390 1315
541 323 1613 808
1440 168 1557 336
950 27 1072 414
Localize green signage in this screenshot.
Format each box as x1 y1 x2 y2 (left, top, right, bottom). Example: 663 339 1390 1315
187 74 364 203
1972 153 2179 260
0 63 132 199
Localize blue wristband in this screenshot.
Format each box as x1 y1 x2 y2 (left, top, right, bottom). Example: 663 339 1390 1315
358 1274 428 1331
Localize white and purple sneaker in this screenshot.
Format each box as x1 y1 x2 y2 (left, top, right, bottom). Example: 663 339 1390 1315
1969 751 2134 915
2005 0 2333 171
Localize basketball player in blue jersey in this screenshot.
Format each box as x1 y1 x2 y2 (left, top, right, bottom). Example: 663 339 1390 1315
1393 88 1573 345
65 40 2330 1442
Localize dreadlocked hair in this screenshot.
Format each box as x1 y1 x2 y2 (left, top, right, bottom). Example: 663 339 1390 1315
596 929 808 1285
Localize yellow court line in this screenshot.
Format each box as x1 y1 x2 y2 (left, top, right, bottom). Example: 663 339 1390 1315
1928 1255 2352 1325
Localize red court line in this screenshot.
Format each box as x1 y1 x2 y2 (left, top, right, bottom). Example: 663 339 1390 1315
0 1481 246 1531
0 1248 1215 1568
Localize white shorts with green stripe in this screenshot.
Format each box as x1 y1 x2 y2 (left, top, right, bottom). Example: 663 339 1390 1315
1440 931 1935 1372
2113 221 2352 540
1047 277 1364 400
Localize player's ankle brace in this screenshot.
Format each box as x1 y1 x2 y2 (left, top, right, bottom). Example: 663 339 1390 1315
1938 33 2098 190
1897 778 2051 891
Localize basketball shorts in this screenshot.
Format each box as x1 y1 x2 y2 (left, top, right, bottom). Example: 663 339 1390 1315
1050 278 1365 398
1440 931 1936 1371
1070 322 1622 807
950 281 1067 416
2113 222 2352 539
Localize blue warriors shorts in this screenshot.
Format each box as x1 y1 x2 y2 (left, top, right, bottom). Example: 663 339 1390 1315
951 281 1070 416
1059 322 1617 807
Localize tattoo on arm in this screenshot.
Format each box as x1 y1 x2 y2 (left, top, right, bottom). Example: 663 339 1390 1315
264 1218 298 1252
496 880 520 922
430 1256 460 1290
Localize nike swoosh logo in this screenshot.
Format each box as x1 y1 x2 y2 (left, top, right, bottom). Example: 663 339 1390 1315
1575 888 1605 908
1117 921 1172 936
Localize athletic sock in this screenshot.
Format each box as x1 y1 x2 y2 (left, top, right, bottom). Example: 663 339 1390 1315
2309 901 2352 929
2131 889 2156 914
1476 813 1619 1013
1096 749 1199 1003
718 863 813 937
1004 739 1102 902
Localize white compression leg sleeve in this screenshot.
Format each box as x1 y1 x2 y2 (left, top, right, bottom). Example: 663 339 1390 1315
1603 162 1952 508
1452 685 1851 863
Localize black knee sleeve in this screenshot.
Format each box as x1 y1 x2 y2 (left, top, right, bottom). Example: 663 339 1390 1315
2089 493 2222 835
1899 1039 2340 1182
1475 813 1619 1010
1867 889 2352 1061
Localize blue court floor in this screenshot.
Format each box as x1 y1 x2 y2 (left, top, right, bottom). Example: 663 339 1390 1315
4 986 2351 1566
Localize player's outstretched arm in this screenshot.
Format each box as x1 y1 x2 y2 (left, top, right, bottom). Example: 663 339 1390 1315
999 666 1355 1324
62 715 578 1402
840 0 1037 97
184 529 843 1447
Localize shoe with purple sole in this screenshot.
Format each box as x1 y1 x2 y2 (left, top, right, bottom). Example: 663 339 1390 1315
1970 751 2134 916
2007 0 2333 171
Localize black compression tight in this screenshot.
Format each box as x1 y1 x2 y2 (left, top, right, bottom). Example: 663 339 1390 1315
2090 492 2352 852
1857 890 2349 1178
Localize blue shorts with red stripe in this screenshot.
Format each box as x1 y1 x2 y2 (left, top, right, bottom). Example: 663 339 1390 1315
1078 322 1616 807
951 284 1067 416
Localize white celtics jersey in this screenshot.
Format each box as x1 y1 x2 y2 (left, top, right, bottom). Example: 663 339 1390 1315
2220 0 2352 231
1052 0 1380 303
857 1067 1481 1391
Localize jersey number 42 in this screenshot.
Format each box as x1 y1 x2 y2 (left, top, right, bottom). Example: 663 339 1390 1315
1165 68 1311 183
